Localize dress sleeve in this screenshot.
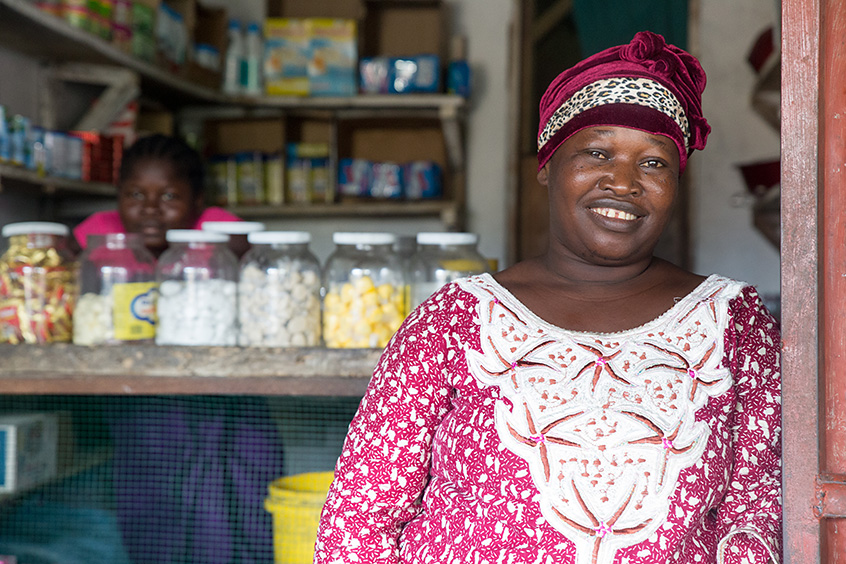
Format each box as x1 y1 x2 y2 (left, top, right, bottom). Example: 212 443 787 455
313 291 455 564
716 286 783 564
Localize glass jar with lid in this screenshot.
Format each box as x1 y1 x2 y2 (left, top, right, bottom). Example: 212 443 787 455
238 231 321 347
73 233 157 345
201 220 266 259
0 221 76 344
155 229 239 346
409 232 489 310
322 232 405 349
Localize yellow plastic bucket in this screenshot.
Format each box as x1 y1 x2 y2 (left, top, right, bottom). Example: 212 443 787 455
264 471 335 564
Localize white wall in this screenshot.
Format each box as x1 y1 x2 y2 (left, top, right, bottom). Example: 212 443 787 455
691 1 781 296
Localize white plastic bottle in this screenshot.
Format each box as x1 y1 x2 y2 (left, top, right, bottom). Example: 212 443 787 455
241 22 263 96
222 19 244 95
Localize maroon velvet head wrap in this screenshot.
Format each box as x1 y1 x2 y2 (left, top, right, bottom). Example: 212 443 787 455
537 31 710 173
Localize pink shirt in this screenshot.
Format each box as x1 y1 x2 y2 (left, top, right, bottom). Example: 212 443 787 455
315 274 782 564
73 208 242 249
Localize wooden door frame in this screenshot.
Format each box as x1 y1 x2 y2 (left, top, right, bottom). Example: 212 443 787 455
781 0 846 561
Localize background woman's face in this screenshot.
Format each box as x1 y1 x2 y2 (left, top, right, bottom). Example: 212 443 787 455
117 158 200 254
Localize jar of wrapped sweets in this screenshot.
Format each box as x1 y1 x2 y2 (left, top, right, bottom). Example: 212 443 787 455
0 222 76 344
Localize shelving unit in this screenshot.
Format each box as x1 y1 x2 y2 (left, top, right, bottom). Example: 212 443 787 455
0 0 467 227
0 163 115 196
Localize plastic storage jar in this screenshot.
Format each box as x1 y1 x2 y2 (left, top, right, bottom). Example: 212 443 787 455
155 229 239 346
0 222 76 344
201 220 266 259
322 232 405 349
73 233 157 345
238 231 321 347
409 232 489 309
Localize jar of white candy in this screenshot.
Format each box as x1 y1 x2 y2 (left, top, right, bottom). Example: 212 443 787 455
238 231 321 347
156 229 239 346
73 233 157 345
322 232 406 349
408 232 489 310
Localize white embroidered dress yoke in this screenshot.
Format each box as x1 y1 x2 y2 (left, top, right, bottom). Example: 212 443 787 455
314 273 783 564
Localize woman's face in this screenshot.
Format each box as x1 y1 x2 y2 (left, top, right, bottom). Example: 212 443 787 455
538 125 680 268
118 158 201 254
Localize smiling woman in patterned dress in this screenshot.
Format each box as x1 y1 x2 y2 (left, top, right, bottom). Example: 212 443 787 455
314 31 781 564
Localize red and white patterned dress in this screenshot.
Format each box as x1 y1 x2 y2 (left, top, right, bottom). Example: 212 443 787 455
314 274 782 564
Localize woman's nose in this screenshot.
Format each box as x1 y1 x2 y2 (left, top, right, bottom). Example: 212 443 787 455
601 162 642 195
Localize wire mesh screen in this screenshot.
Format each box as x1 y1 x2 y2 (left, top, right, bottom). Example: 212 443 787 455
0 394 361 564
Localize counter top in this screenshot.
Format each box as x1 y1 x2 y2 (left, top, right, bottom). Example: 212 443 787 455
0 344 380 396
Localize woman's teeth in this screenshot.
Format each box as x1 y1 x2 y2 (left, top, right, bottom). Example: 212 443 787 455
592 207 637 221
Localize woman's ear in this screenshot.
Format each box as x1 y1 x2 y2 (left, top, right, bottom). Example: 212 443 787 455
537 165 549 187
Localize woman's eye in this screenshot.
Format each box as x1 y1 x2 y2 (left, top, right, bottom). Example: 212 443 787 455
161 192 177 202
588 150 607 159
642 159 665 168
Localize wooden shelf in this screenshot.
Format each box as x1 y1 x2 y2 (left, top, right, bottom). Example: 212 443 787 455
228 199 459 222
0 0 466 115
0 164 115 196
0 344 379 396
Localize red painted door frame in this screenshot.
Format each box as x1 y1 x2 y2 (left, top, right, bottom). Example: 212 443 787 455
782 0 846 560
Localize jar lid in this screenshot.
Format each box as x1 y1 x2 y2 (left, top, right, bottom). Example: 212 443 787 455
201 221 266 234
166 229 230 243
333 232 397 246
416 232 478 246
2 221 69 237
248 231 311 245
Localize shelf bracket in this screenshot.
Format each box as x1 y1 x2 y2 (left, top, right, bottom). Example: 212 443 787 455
439 104 465 172
51 62 140 131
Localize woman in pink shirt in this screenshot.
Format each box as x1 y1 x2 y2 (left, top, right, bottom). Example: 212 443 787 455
73 133 240 256
75 134 282 564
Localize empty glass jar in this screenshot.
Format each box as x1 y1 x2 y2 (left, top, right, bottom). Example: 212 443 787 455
409 232 488 309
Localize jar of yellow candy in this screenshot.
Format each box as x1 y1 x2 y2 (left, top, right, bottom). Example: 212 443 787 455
0 222 77 344
322 232 406 349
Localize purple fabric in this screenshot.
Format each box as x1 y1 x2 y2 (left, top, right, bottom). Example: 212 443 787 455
109 397 282 564
537 30 710 172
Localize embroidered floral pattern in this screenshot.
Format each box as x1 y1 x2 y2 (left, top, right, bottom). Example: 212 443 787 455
314 274 782 564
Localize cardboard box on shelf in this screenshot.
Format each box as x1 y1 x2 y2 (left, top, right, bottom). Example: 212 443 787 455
337 118 447 167
264 18 311 96
182 4 226 89
0 413 59 494
267 0 365 20
136 110 175 136
361 2 447 61
206 118 287 155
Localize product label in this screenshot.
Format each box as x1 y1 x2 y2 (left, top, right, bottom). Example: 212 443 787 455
112 282 157 341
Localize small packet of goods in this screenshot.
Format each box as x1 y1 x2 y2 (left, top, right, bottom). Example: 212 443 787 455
309 19 357 97
264 18 311 96
360 55 442 94
404 161 443 199
370 162 403 199
338 158 372 198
